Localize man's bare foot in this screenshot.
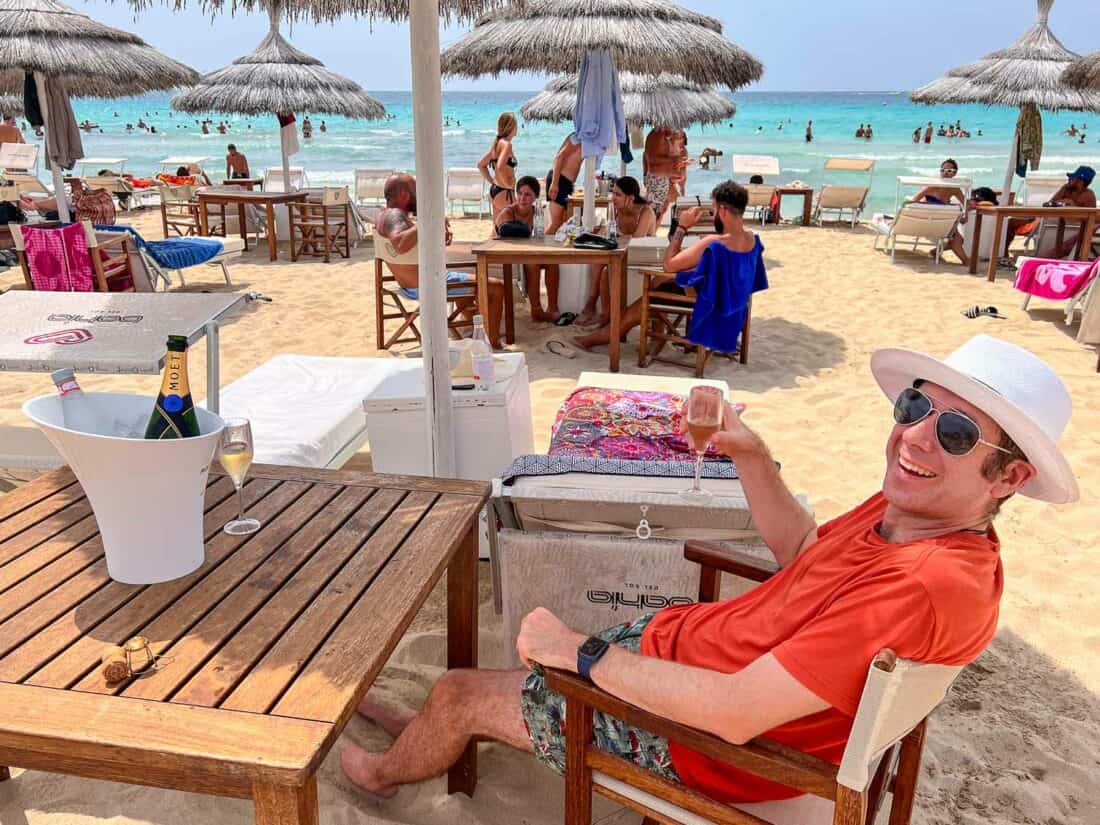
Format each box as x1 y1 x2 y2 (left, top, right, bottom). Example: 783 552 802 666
357 691 416 738
575 308 598 326
341 744 398 798
531 308 561 323
573 334 597 351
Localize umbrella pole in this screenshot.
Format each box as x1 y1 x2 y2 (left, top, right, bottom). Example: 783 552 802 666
281 134 292 192
583 157 596 230
34 72 71 223
409 0 455 478
1002 126 1019 205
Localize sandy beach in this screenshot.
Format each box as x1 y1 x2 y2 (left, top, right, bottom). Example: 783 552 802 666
1 210 1097 825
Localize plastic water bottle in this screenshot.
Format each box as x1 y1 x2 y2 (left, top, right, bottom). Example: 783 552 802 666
533 200 546 239
470 315 495 393
608 216 619 245
51 368 104 434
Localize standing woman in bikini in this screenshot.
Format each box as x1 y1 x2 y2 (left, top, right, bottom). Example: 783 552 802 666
478 112 519 221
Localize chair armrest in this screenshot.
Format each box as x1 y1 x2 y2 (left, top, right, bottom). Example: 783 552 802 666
684 540 778 583
543 667 838 799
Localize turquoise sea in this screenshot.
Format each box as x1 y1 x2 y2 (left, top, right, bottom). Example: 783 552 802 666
40 91 1100 214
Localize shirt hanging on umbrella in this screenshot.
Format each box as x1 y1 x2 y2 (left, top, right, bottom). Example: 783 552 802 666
571 50 627 164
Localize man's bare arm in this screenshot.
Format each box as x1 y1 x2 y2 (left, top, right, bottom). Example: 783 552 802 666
381 208 418 255
519 609 829 746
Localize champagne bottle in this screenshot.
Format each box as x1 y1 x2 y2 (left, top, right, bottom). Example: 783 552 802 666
144 335 200 439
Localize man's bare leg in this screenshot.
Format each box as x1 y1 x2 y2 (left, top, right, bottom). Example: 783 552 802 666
487 279 506 349
547 202 567 235
357 691 417 739
342 669 532 797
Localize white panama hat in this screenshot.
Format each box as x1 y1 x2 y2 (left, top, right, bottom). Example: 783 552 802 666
870 335 1078 504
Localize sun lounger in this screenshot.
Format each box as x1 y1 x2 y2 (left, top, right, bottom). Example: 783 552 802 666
1015 255 1099 324
98 224 242 290
871 203 962 263
446 167 487 217
732 155 781 224
263 166 306 193
1 171 52 198
814 158 875 227
212 354 404 469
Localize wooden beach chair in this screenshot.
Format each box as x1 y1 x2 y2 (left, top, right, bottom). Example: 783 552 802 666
289 187 351 263
9 221 136 292
446 167 487 218
813 158 875 227
546 539 962 825
871 203 962 263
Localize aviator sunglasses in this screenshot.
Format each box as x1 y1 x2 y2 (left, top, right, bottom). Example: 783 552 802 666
893 387 1012 457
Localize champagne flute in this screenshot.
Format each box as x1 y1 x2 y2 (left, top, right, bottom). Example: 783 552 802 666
219 418 261 535
681 386 724 503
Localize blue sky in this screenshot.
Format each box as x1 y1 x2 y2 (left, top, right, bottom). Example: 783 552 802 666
76 0 1094 92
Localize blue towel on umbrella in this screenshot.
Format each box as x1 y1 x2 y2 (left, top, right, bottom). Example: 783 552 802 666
674 238 768 354
571 49 627 164
95 224 223 269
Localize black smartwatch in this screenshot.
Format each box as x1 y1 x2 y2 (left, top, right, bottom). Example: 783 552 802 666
577 636 612 681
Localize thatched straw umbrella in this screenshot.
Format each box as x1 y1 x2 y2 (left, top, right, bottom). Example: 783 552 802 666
172 3 386 189
0 0 197 220
0 94 23 116
521 72 736 130
125 0 501 479
443 0 762 225
911 0 1100 197
1063 51 1100 91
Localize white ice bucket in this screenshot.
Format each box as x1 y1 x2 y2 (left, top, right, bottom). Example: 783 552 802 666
23 392 225 585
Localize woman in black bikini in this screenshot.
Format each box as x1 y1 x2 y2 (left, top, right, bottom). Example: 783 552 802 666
478 112 519 220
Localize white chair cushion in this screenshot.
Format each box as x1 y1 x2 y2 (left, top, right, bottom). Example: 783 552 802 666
214 355 402 468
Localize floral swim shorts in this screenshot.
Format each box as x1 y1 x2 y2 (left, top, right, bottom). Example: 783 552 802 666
520 613 681 782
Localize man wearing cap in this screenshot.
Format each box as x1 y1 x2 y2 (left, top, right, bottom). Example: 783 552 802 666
1005 165 1096 258
342 336 1077 809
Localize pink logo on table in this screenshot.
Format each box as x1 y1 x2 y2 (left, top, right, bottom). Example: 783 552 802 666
24 328 94 345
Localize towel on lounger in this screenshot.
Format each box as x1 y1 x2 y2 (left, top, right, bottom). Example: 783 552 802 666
96 224 223 269
1014 257 1098 301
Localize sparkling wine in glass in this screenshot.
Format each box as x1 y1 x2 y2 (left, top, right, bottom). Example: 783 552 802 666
219 418 261 535
681 386 724 503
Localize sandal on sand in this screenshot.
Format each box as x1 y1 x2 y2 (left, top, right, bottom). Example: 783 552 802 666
554 312 577 327
962 305 1006 319
545 339 578 359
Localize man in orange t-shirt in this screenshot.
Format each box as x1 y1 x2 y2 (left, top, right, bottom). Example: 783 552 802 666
342 336 1078 807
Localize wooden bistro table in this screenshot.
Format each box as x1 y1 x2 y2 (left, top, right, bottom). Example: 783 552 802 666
970 204 1100 281
472 238 629 369
776 186 814 225
0 464 488 824
197 188 308 262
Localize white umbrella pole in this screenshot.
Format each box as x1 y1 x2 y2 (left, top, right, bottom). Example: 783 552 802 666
1003 126 1019 205
281 137 292 192
34 72 71 223
583 157 596 230
409 0 455 478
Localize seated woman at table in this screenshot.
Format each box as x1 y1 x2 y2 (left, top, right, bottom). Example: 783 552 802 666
940 187 998 268
575 180 764 351
575 176 657 328
911 158 966 206
496 176 562 323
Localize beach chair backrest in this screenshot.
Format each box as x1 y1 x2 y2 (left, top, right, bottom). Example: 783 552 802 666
447 167 486 202
355 168 394 202
818 184 870 209
0 142 39 171
264 167 305 193
1021 175 1066 206
731 154 781 179
892 203 961 241
824 157 875 173
14 222 96 292
837 652 962 791
744 183 777 208
158 183 194 205
84 175 132 195
321 186 349 207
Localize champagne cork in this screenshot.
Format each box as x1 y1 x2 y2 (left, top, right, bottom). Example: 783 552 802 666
101 645 129 684
124 635 155 674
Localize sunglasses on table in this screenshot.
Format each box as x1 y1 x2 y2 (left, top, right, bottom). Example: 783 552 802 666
893 387 1012 457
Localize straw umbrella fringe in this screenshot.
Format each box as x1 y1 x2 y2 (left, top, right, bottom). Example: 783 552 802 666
442 0 763 89
0 93 23 116
126 0 498 23
522 73 735 129
0 0 199 96
1063 51 1100 91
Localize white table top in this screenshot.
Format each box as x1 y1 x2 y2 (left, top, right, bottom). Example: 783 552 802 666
0 292 244 373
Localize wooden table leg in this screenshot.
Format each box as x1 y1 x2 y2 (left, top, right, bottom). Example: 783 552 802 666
0 766 11 781
253 777 317 825
608 254 624 373
239 203 249 251
987 216 1004 282
969 211 983 275
447 523 479 797
199 199 210 237
476 255 490 332
1076 215 1096 261
503 263 515 345
266 203 278 261
801 192 812 225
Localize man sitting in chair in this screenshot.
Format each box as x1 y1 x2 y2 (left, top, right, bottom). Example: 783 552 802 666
375 172 505 349
342 335 1077 807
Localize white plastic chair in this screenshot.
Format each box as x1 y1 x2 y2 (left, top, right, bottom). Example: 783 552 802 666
447 167 487 217
871 203 962 263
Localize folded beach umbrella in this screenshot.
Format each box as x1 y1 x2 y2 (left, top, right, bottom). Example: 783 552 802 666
443 0 762 226
522 72 737 131
0 0 198 220
1062 51 1100 92
172 1 386 190
911 0 1100 198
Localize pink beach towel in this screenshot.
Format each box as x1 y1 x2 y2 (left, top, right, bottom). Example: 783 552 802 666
1014 257 1099 301
20 223 95 292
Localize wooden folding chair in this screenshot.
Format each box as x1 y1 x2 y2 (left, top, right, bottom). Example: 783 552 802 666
11 221 135 293
545 540 963 825
158 184 202 238
638 270 750 377
289 187 351 263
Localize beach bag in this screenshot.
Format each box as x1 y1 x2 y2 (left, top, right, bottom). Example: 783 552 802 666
73 186 117 225
497 220 532 239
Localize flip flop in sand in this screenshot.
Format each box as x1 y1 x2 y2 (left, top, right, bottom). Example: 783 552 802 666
962 305 1006 319
554 312 578 327
545 339 578 359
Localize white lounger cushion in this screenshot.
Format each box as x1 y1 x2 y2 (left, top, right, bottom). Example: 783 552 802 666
215 354 402 468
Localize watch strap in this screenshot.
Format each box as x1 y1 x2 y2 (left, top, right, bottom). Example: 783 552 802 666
577 636 611 681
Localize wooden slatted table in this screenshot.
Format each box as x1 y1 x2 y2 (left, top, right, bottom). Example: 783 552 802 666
0 464 488 824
